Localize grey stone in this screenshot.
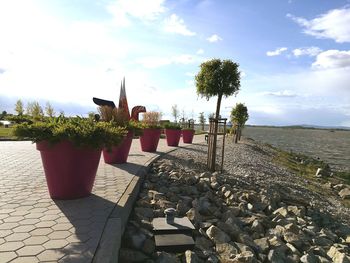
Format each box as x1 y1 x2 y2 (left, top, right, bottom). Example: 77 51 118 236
216 242 239 257
206 225 231 244
254 237 269 253
273 207 288 217
327 246 350 263
184 250 202 263
119 248 149 262
217 220 241 240
232 251 257 262
135 207 154 219
300 253 318 263
251 220 264 235
186 208 202 224
156 252 180 263
267 249 286 263
195 236 214 251
338 188 350 199
142 238 155 255
313 236 333 246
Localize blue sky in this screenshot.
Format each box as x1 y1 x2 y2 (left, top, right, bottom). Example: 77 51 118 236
0 0 350 126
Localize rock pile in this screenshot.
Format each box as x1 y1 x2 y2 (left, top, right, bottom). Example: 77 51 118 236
120 158 350 262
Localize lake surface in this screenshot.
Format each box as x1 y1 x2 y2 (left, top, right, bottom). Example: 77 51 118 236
243 126 350 172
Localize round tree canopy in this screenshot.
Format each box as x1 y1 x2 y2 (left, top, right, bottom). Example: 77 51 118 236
195 59 241 100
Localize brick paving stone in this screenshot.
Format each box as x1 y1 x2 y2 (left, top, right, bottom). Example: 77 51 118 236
0 241 24 252
48 230 71 239
13 225 36 233
10 256 40 263
16 245 45 256
52 223 73 231
43 239 69 249
23 236 49 246
30 228 53 236
35 221 57 228
0 230 13 238
4 233 30 242
37 249 65 261
19 218 40 225
0 251 17 262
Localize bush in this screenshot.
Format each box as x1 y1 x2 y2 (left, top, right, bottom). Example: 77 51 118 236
141 111 162 129
13 116 127 149
163 122 181 130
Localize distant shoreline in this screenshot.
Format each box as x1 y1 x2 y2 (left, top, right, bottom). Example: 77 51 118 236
245 124 350 132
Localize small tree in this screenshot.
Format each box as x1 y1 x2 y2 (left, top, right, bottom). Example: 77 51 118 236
230 103 249 143
198 112 206 131
15 100 24 115
45 102 55 117
27 101 44 121
0 111 7 120
171 104 179 123
196 58 241 171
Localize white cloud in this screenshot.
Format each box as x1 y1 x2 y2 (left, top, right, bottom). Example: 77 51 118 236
261 90 297 97
136 54 197 68
207 34 222 43
266 47 288 56
312 50 350 69
185 72 195 77
293 47 322 57
287 7 350 43
196 48 204 54
107 0 166 26
163 14 196 36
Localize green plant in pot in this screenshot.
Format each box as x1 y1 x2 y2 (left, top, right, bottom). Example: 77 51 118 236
98 106 139 164
139 111 162 152
182 127 195 144
163 122 182 147
13 116 127 199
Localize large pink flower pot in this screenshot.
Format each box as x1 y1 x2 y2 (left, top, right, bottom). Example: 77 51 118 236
140 128 161 152
182 129 195 144
103 131 133 164
165 129 181 147
36 141 101 200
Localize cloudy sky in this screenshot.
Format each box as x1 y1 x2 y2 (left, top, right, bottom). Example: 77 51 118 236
0 0 350 127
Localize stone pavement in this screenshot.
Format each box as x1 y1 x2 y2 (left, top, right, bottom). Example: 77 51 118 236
0 135 206 263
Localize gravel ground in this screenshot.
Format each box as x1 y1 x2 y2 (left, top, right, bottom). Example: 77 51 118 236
159 136 350 224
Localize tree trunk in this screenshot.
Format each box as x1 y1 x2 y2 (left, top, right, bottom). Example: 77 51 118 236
234 128 239 143
208 94 223 171
238 127 242 141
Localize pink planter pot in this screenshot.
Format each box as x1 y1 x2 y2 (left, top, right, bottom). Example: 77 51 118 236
140 128 161 152
182 130 195 144
103 131 133 164
36 141 101 200
165 129 181 147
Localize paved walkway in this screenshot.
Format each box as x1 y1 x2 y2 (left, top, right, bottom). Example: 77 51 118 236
0 135 206 263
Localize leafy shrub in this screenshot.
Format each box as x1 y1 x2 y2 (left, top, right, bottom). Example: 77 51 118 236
163 122 181 130
141 111 162 129
13 116 127 149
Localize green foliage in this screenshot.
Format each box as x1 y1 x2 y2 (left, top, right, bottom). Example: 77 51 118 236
13 116 127 149
128 120 144 136
6 114 33 124
163 122 182 130
15 100 24 115
26 101 44 121
230 103 249 127
45 102 55 117
182 127 195 131
0 111 7 120
195 59 240 99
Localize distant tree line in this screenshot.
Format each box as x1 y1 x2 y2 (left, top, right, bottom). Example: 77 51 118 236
1 99 57 124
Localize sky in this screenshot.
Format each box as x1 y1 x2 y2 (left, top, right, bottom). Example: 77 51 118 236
0 0 350 127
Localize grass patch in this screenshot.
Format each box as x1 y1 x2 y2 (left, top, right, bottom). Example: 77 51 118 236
0 127 15 139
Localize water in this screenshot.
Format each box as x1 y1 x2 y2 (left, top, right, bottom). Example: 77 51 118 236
243 126 350 171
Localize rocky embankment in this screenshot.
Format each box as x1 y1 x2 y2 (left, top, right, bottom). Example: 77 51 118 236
119 138 350 263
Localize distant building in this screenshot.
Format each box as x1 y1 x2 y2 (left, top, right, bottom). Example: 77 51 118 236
0 120 13 128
